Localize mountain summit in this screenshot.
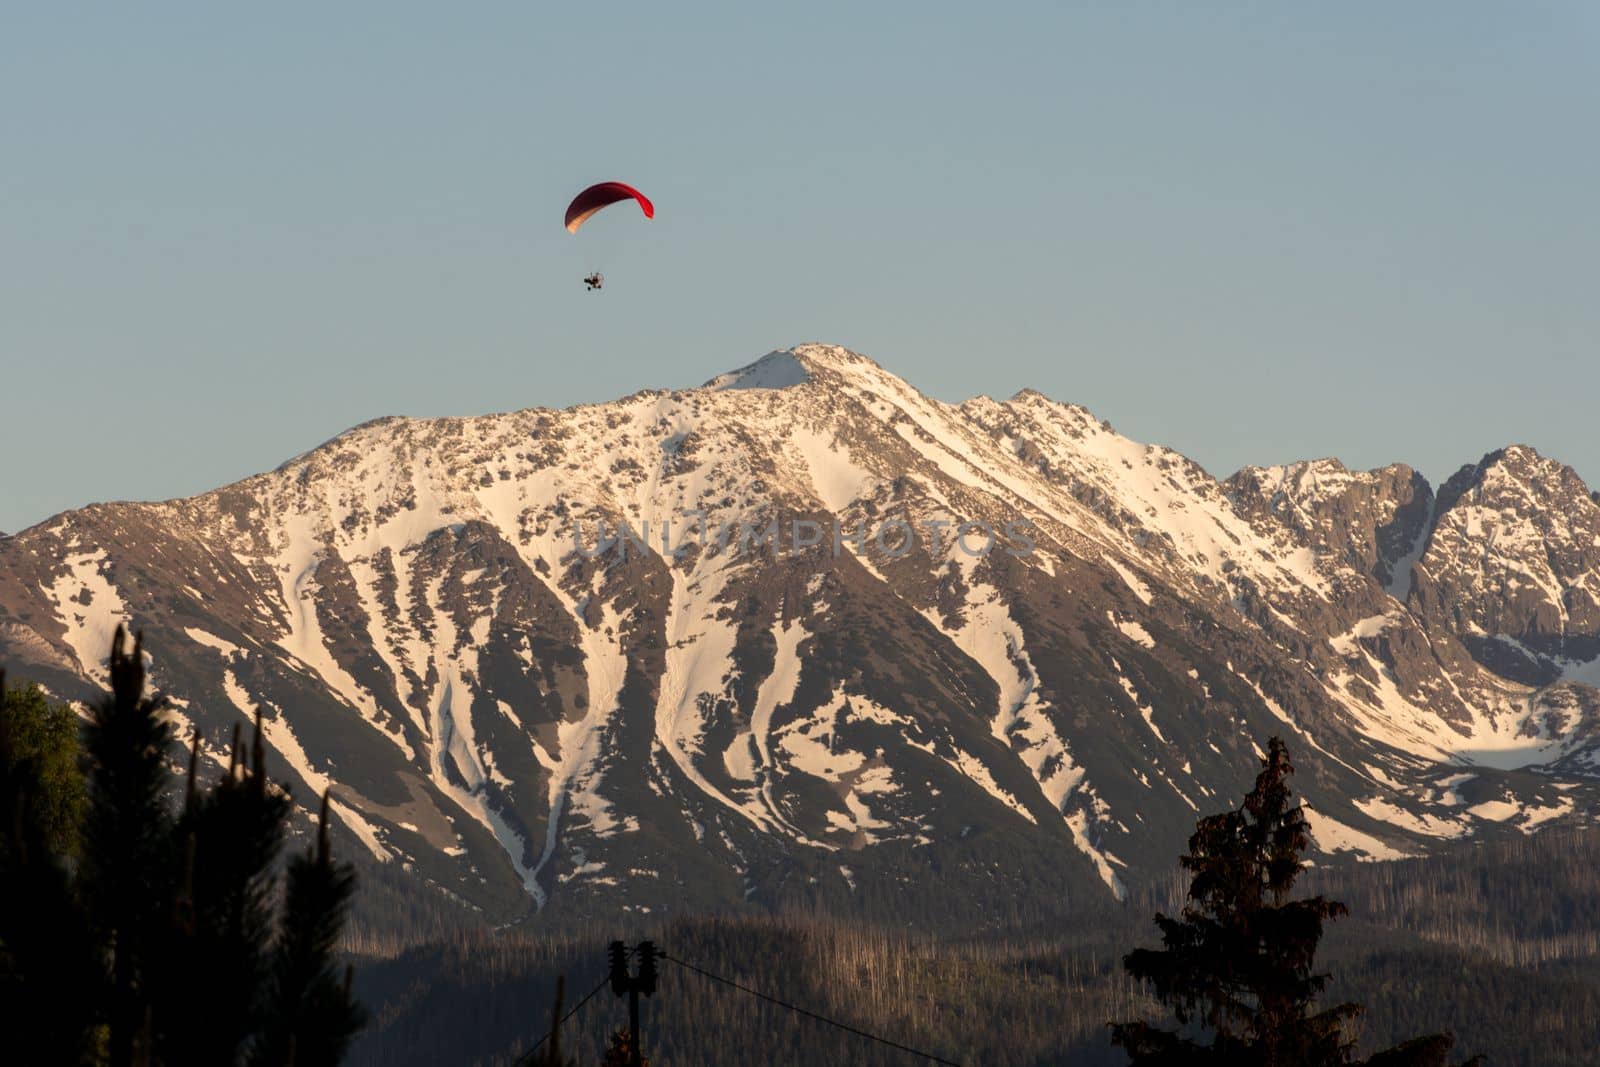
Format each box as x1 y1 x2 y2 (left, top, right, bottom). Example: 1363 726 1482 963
2 344 1597 924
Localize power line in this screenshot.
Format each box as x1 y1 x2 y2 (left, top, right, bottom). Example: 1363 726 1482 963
509 971 614 1067
658 951 964 1067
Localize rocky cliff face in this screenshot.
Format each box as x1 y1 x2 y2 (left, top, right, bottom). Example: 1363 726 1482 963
1412 447 1600 681
1226 459 1434 594
2 344 1597 926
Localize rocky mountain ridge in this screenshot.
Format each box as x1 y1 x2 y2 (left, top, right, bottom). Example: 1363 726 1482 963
2 343 1597 926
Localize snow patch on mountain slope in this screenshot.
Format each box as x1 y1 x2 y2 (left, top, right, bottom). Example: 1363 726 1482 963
1229 665 1362 777
43 549 130 680
771 689 944 846
777 690 862 780
752 618 806 773
221 668 252 718
1466 799 1521 822
343 554 425 733
788 426 877 513
1466 630 1600 704
1518 795 1576 831
810 368 1091 567
1303 803 1411 861
533 598 632 878
986 395 1338 604
783 731 882 843
1323 627 1570 771
1103 555 1155 605
1328 685 1438 760
744 617 817 839
1353 797 1468 838
887 417 994 498
1324 626 1472 758
1065 808 1127 900
708 351 811 391
1348 613 1402 642
420 584 489 795
832 793 893 842
1111 614 1155 649
184 627 243 659
656 564 776 832
453 491 643 905
723 735 757 781
1386 497 1435 600
412 576 542 900
1432 773 1475 806
272 515 411 759
1116 669 1166 745
1435 703 1568 771
220 667 389 860
919 576 1133 880
906 737 1036 825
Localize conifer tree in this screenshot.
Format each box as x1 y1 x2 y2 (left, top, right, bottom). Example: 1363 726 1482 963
158 713 291 1066
81 627 180 1067
1110 737 1481 1066
0 669 100 1060
254 790 366 1067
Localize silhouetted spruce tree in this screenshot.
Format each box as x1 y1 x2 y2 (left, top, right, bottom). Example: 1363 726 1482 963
81 627 181 1067
1110 737 1481 1067
157 713 291 1067
254 790 366 1067
0 670 101 1061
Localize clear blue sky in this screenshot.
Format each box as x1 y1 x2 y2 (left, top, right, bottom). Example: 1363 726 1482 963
3 3 1597 533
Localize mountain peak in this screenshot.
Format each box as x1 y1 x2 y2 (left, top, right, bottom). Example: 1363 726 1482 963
787 342 881 369
703 351 813 391
1436 444 1590 516
702 343 890 392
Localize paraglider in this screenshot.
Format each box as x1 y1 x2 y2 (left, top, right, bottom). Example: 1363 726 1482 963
564 181 654 233
566 181 652 290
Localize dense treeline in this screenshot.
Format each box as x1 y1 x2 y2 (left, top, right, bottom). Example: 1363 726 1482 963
350 757 1600 1067
1314 827 1600 967
354 916 1149 1066
342 851 486 959
354 910 1600 1066
1324 945 1600 1066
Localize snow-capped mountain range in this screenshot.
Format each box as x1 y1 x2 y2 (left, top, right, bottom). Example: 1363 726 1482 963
3 344 1598 923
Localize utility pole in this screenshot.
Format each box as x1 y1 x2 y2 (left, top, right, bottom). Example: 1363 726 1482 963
608 940 658 1067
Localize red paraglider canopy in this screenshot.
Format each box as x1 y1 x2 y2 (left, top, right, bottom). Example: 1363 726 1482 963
564 181 654 233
